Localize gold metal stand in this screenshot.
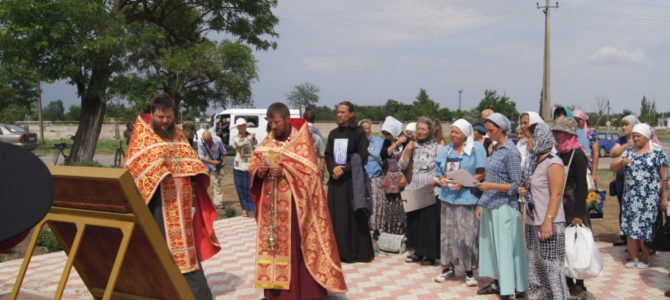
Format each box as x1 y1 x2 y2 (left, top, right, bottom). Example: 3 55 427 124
11 207 137 300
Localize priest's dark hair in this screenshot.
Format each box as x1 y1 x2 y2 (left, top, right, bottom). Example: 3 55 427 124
150 93 176 113
338 101 358 128
267 102 290 119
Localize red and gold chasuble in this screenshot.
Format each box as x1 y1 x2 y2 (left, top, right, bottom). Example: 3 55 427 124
125 114 220 273
249 120 347 293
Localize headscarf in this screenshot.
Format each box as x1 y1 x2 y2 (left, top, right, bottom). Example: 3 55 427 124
632 123 651 140
622 115 639 126
473 124 486 135
522 122 555 219
551 116 582 153
381 116 403 139
572 109 589 130
521 111 544 126
451 118 475 155
485 113 512 136
631 123 661 150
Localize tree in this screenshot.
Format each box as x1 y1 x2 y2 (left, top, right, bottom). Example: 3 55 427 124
0 63 39 114
474 90 518 119
592 96 610 126
43 100 66 121
65 105 81 121
412 89 440 119
639 96 657 123
286 82 320 114
0 0 278 163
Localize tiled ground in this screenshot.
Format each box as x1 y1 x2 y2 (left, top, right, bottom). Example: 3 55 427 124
2 216 670 299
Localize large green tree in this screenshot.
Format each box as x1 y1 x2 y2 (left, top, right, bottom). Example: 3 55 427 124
286 82 320 114
412 88 440 119
43 100 66 121
474 90 518 119
0 0 278 163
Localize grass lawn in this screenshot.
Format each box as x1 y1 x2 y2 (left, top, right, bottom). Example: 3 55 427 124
33 139 123 156
655 128 670 143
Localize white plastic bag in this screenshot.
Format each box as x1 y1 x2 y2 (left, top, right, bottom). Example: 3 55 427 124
564 224 603 279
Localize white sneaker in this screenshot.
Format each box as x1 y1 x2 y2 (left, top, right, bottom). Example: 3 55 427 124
433 268 455 283
464 275 478 287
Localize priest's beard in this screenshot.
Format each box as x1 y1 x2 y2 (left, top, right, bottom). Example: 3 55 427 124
152 120 176 140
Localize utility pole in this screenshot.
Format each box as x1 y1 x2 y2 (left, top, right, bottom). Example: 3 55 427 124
457 89 463 111
538 0 558 120
37 81 44 144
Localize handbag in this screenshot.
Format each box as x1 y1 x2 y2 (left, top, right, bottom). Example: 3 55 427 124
564 224 603 279
586 168 596 192
652 211 670 251
377 232 407 253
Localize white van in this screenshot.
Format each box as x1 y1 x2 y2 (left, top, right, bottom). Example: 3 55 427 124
195 108 300 148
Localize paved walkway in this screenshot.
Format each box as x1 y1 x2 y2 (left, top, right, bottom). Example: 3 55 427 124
2 217 670 299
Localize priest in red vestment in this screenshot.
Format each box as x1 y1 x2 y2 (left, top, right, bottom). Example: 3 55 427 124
125 93 220 299
249 102 348 300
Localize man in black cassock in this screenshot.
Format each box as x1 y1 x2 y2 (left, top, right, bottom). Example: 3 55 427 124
325 101 375 263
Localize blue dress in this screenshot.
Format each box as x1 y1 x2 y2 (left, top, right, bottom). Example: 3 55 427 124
621 146 669 240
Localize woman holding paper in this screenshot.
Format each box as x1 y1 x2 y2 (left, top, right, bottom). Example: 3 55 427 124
400 117 441 266
433 119 486 287
474 113 528 299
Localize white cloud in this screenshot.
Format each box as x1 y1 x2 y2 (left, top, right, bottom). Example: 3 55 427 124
588 47 650 66
301 56 372 71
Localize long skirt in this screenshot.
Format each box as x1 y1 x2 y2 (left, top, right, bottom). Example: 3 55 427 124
478 204 528 296
369 176 386 232
440 202 478 275
525 223 569 300
233 169 256 212
406 199 441 260
382 194 407 235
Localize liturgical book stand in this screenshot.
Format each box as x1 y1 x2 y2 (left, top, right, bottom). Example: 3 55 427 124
10 166 195 300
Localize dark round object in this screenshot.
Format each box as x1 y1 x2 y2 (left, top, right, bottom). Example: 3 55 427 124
0 142 53 250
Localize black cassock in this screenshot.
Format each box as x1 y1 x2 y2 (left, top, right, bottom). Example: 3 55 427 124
325 125 375 263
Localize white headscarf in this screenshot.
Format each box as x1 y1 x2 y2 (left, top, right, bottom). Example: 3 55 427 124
521 111 544 126
632 123 651 140
452 119 475 155
381 116 403 139
405 122 416 132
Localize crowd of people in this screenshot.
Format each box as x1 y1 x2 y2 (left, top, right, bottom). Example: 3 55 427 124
125 94 668 300
310 103 668 300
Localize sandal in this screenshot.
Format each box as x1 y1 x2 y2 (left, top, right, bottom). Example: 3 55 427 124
637 262 649 269
625 261 638 268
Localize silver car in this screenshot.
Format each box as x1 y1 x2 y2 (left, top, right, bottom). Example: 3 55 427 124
0 124 39 151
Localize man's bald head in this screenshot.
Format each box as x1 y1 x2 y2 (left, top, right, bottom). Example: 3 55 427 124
481 109 494 121
202 130 212 144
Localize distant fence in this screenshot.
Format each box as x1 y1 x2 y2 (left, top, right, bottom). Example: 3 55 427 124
16 120 453 140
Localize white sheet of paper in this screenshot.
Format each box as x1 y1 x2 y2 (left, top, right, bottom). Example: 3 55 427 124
446 169 477 187
400 184 436 212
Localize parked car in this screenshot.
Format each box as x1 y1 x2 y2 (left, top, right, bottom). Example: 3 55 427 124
597 131 620 157
0 123 39 151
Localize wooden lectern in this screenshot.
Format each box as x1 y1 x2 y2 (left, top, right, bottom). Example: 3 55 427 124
11 166 195 300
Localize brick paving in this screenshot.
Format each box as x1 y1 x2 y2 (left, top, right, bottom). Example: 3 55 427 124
2 216 670 299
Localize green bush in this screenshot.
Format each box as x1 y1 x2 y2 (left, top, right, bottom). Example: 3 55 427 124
224 207 237 218
37 228 63 252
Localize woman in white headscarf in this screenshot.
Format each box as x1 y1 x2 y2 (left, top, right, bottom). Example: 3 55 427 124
610 123 669 269
518 112 544 169
433 119 487 287
609 114 640 247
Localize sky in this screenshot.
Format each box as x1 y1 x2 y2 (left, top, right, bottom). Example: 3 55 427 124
42 0 670 115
